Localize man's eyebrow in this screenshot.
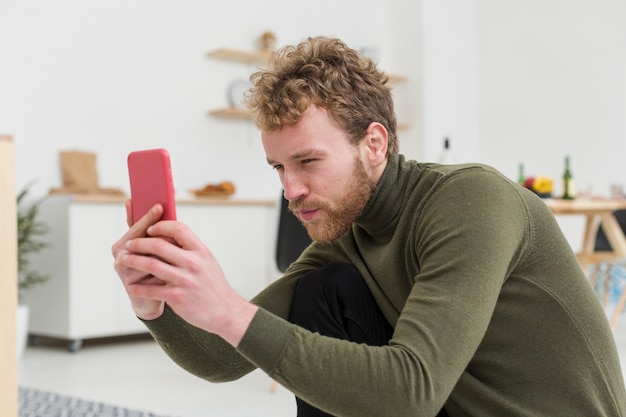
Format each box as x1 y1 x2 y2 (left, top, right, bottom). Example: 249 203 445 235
266 149 325 166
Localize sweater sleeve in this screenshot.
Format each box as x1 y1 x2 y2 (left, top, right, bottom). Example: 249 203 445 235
142 304 255 382
141 250 329 382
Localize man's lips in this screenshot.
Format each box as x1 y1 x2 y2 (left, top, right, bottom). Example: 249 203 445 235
296 208 320 222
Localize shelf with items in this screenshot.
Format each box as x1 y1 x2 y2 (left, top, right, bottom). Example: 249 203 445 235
206 33 275 121
206 35 410 131
389 75 410 131
208 108 410 131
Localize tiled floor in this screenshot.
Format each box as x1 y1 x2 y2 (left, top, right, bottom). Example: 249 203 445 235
18 319 626 417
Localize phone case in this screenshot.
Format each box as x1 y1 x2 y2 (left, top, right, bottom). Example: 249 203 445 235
127 148 177 223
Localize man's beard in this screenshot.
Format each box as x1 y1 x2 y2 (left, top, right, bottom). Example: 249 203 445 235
289 155 375 243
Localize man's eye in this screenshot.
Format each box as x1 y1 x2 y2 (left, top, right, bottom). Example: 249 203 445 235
272 164 284 171
302 159 316 165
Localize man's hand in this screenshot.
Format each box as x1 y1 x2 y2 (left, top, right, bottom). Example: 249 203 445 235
112 200 258 347
112 200 167 320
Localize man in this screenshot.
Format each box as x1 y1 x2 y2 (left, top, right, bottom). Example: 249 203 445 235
112 37 626 416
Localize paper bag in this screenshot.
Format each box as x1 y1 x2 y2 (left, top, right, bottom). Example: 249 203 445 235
59 151 98 190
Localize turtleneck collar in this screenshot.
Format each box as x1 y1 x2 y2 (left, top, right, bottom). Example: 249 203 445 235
353 154 410 237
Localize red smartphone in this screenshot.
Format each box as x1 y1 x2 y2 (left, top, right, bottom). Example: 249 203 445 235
127 148 177 224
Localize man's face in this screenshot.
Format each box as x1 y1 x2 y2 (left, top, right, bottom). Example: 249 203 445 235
262 106 376 243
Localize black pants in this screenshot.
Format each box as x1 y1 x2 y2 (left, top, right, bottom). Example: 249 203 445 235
287 263 450 417
287 263 394 417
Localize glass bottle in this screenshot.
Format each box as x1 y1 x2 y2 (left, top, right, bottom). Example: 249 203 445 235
518 163 525 185
438 137 455 164
562 156 576 200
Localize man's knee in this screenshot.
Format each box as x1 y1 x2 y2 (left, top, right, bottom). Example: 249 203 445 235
293 262 365 301
288 263 366 335
288 262 392 345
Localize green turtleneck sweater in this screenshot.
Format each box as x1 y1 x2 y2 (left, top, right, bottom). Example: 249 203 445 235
144 155 626 416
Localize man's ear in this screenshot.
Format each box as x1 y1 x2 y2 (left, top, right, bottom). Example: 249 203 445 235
361 122 388 166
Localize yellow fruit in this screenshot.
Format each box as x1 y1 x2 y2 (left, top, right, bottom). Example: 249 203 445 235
532 176 553 194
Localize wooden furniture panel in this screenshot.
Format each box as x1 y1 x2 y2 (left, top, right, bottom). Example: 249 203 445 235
0 135 17 417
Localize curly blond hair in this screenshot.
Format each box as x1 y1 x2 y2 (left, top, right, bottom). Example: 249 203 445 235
245 36 398 158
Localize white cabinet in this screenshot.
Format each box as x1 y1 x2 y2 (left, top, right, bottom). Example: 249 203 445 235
23 195 278 351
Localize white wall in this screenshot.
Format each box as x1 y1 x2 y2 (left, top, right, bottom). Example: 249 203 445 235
386 0 424 161
2 0 625 207
420 0 480 163
476 0 626 197
0 0 403 199
474 0 626 250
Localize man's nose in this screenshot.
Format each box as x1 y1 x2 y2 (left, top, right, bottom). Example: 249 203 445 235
282 172 308 201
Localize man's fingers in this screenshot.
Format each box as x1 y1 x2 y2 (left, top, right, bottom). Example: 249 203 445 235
125 199 133 228
146 221 201 251
114 204 164 255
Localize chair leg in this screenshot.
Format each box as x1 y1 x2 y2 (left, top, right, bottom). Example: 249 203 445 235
610 282 626 331
590 261 626 331
589 264 601 286
588 264 603 306
270 380 280 393
604 265 611 308
588 263 609 308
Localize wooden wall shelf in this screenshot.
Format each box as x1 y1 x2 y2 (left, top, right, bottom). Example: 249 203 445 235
388 74 408 84
207 48 269 64
208 107 253 120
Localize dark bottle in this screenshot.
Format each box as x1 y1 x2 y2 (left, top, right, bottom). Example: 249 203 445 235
562 156 576 200
438 137 455 164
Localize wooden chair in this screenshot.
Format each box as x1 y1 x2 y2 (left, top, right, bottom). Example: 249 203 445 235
588 209 626 331
275 193 312 273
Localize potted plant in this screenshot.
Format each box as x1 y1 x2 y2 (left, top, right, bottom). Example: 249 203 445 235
16 184 50 358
